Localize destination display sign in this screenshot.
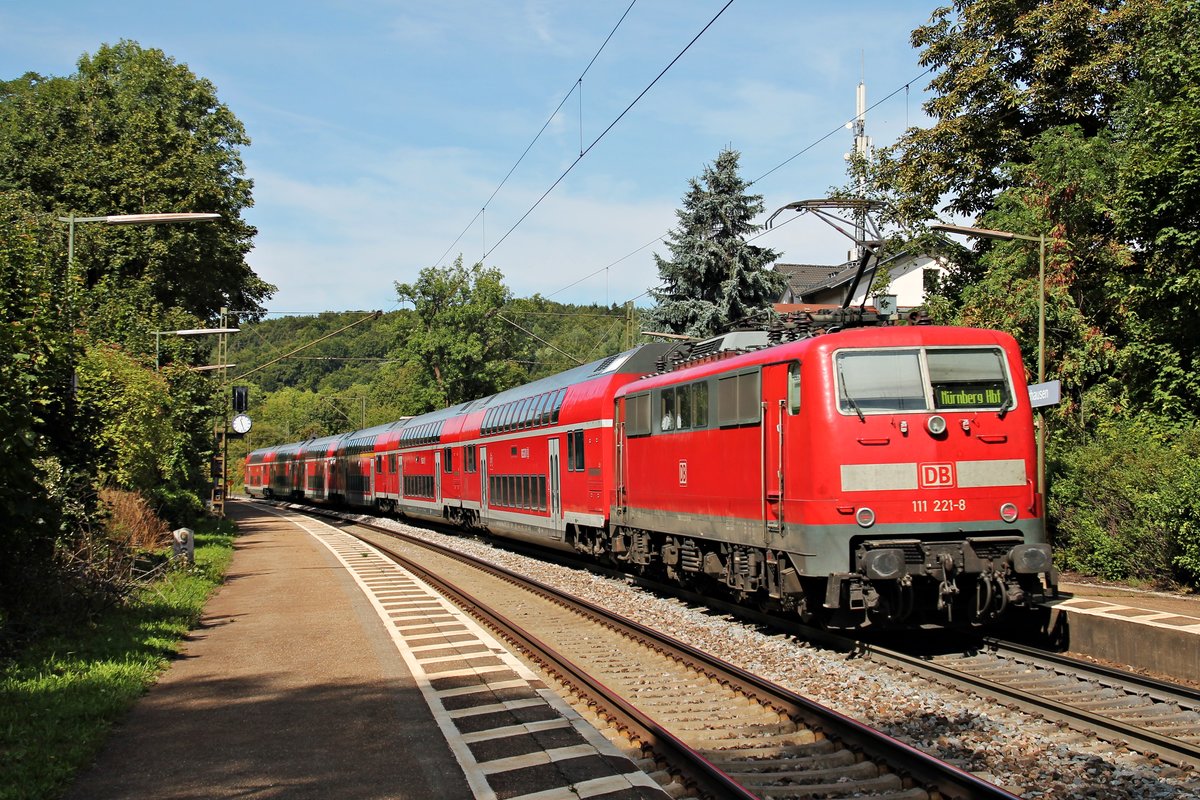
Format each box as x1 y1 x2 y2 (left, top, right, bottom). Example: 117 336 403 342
933 383 1009 409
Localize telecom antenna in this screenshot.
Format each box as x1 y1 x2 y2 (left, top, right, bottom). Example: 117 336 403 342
847 77 873 262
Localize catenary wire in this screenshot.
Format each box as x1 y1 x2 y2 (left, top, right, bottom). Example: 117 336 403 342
564 69 935 310
433 1 639 268
483 0 736 261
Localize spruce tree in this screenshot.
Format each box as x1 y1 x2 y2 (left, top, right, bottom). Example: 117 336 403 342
646 148 784 338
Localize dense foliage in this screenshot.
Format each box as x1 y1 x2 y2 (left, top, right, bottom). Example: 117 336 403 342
878 0 1200 586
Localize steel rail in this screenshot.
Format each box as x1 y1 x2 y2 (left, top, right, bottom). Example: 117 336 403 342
346 526 756 800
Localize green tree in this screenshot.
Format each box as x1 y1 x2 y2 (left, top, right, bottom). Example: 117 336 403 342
878 0 1153 222
647 148 784 338
1111 0 1200 416
0 40 273 328
394 258 525 410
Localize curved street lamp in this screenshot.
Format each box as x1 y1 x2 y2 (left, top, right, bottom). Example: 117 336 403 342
58 212 222 318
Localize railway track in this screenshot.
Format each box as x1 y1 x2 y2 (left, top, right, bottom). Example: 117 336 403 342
325 513 1017 800
875 638 1200 769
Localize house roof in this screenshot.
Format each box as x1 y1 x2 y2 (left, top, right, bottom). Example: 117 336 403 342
774 261 867 296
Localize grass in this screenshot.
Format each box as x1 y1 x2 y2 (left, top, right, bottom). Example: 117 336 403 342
0 520 236 800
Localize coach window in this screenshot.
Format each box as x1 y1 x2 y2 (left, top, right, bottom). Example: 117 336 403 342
566 429 583 471
788 362 802 414
443 447 454 473
692 382 709 428
659 387 676 431
626 392 651 436
551 389 566 424
376 455 384 472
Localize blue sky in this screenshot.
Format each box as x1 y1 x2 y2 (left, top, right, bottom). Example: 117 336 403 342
1 1 941 315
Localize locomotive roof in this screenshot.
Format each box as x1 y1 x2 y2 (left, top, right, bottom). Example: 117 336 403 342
617 325 1020 393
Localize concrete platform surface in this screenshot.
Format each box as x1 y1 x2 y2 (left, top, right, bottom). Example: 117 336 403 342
64 501 477 799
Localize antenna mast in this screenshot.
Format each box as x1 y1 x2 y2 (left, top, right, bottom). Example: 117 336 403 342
849 75 873 262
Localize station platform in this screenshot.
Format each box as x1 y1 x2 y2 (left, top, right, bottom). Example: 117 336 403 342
65 500 668 800
1041 580 1200 683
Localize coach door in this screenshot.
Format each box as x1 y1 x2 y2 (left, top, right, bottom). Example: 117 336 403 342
479 446 489 525
434 449 442 504
762 361 799 539
548 438 563 538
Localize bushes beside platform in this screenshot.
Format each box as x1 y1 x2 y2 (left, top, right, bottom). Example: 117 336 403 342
1049 421 1200 589
0 519 235 800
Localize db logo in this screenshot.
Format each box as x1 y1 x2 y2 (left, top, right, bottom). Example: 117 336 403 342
679 459 688 486
920 462 956 488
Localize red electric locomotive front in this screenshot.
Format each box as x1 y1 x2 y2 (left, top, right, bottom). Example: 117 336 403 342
613 325 1055 628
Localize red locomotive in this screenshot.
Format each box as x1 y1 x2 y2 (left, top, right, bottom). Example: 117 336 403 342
246 321 1056 628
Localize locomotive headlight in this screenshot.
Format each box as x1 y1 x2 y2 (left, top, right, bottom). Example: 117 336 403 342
927 415 947 436
861 548 905 580
855 507 876 528
999 502 1019 523
1009 543 1052 574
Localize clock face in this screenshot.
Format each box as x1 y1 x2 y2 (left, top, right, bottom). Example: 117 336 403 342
232 414 252 434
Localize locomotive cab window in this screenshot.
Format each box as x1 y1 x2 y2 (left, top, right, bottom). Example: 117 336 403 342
928 348 1012 410
787 362 801 415
836 350 925 413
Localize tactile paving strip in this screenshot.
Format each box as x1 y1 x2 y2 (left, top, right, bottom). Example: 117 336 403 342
271 508 668 800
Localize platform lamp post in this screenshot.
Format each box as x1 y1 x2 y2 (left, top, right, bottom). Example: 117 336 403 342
928 222 1047 503
60 212 221 299
154 326 240 372
60 212 226 513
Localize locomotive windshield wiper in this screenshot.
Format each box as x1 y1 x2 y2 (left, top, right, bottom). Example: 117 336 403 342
837 362 865 422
